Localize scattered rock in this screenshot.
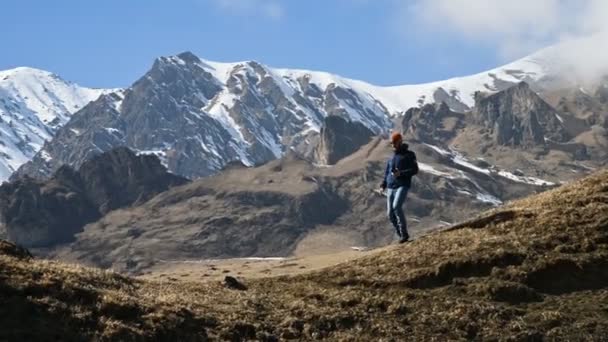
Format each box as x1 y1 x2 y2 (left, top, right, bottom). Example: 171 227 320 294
224 276 247 291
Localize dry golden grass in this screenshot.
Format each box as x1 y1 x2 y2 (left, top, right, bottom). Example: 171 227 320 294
1 170 607 341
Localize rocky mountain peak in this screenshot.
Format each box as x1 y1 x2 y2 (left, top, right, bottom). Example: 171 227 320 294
140 53 222 102
175 51 201 64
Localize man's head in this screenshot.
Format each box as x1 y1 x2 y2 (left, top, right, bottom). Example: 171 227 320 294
391 132 403 149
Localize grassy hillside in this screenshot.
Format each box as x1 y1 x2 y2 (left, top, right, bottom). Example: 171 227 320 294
1 169 607 341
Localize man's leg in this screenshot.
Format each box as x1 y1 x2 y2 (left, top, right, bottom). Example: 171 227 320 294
392 186 409 239
386 188 401 238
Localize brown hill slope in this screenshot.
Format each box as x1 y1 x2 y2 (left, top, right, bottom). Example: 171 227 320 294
1 169 607 340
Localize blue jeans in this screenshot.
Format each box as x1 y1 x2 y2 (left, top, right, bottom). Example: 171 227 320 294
387 186 409 238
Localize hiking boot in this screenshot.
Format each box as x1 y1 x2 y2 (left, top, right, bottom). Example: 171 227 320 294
399 236 410 244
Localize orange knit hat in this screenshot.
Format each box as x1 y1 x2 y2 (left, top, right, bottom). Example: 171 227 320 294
390 132 403 144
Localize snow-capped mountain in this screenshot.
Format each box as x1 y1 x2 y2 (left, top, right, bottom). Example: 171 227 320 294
12 37 606 182
0 67 112 181
13 52 393 180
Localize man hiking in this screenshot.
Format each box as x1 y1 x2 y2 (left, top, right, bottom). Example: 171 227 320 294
380 132 418 243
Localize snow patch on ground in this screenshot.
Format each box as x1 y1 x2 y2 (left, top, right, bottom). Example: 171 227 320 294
104 127 122 135
475 193 503 206
497 170 555 186
425 144 554 186
136 149 169 169
40 150 53 162
419 162 456 179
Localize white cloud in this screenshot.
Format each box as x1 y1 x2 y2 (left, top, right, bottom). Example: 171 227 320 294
413 0 560 40
401 0 608 82
212 0 284 19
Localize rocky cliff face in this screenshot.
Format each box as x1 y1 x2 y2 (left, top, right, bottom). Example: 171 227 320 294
314 115 374 165
0 147 186 248
474 82 569 148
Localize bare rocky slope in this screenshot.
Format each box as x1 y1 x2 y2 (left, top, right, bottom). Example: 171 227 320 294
1 169 606 340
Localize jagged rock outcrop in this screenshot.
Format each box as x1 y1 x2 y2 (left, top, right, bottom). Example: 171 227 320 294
314 115 374 165
401 102 465 145
474 82 569 147
0 147 187 248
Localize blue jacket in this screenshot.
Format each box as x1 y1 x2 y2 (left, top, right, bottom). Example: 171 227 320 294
382 143 418 189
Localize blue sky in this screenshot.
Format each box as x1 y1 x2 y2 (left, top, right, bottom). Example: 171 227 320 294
1 0 577 88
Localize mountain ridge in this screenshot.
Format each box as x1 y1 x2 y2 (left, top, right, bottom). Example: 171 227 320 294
13 36 600 182
4 36 605 183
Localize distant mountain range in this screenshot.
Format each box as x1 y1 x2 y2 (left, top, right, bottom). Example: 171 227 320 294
3 37 605 183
